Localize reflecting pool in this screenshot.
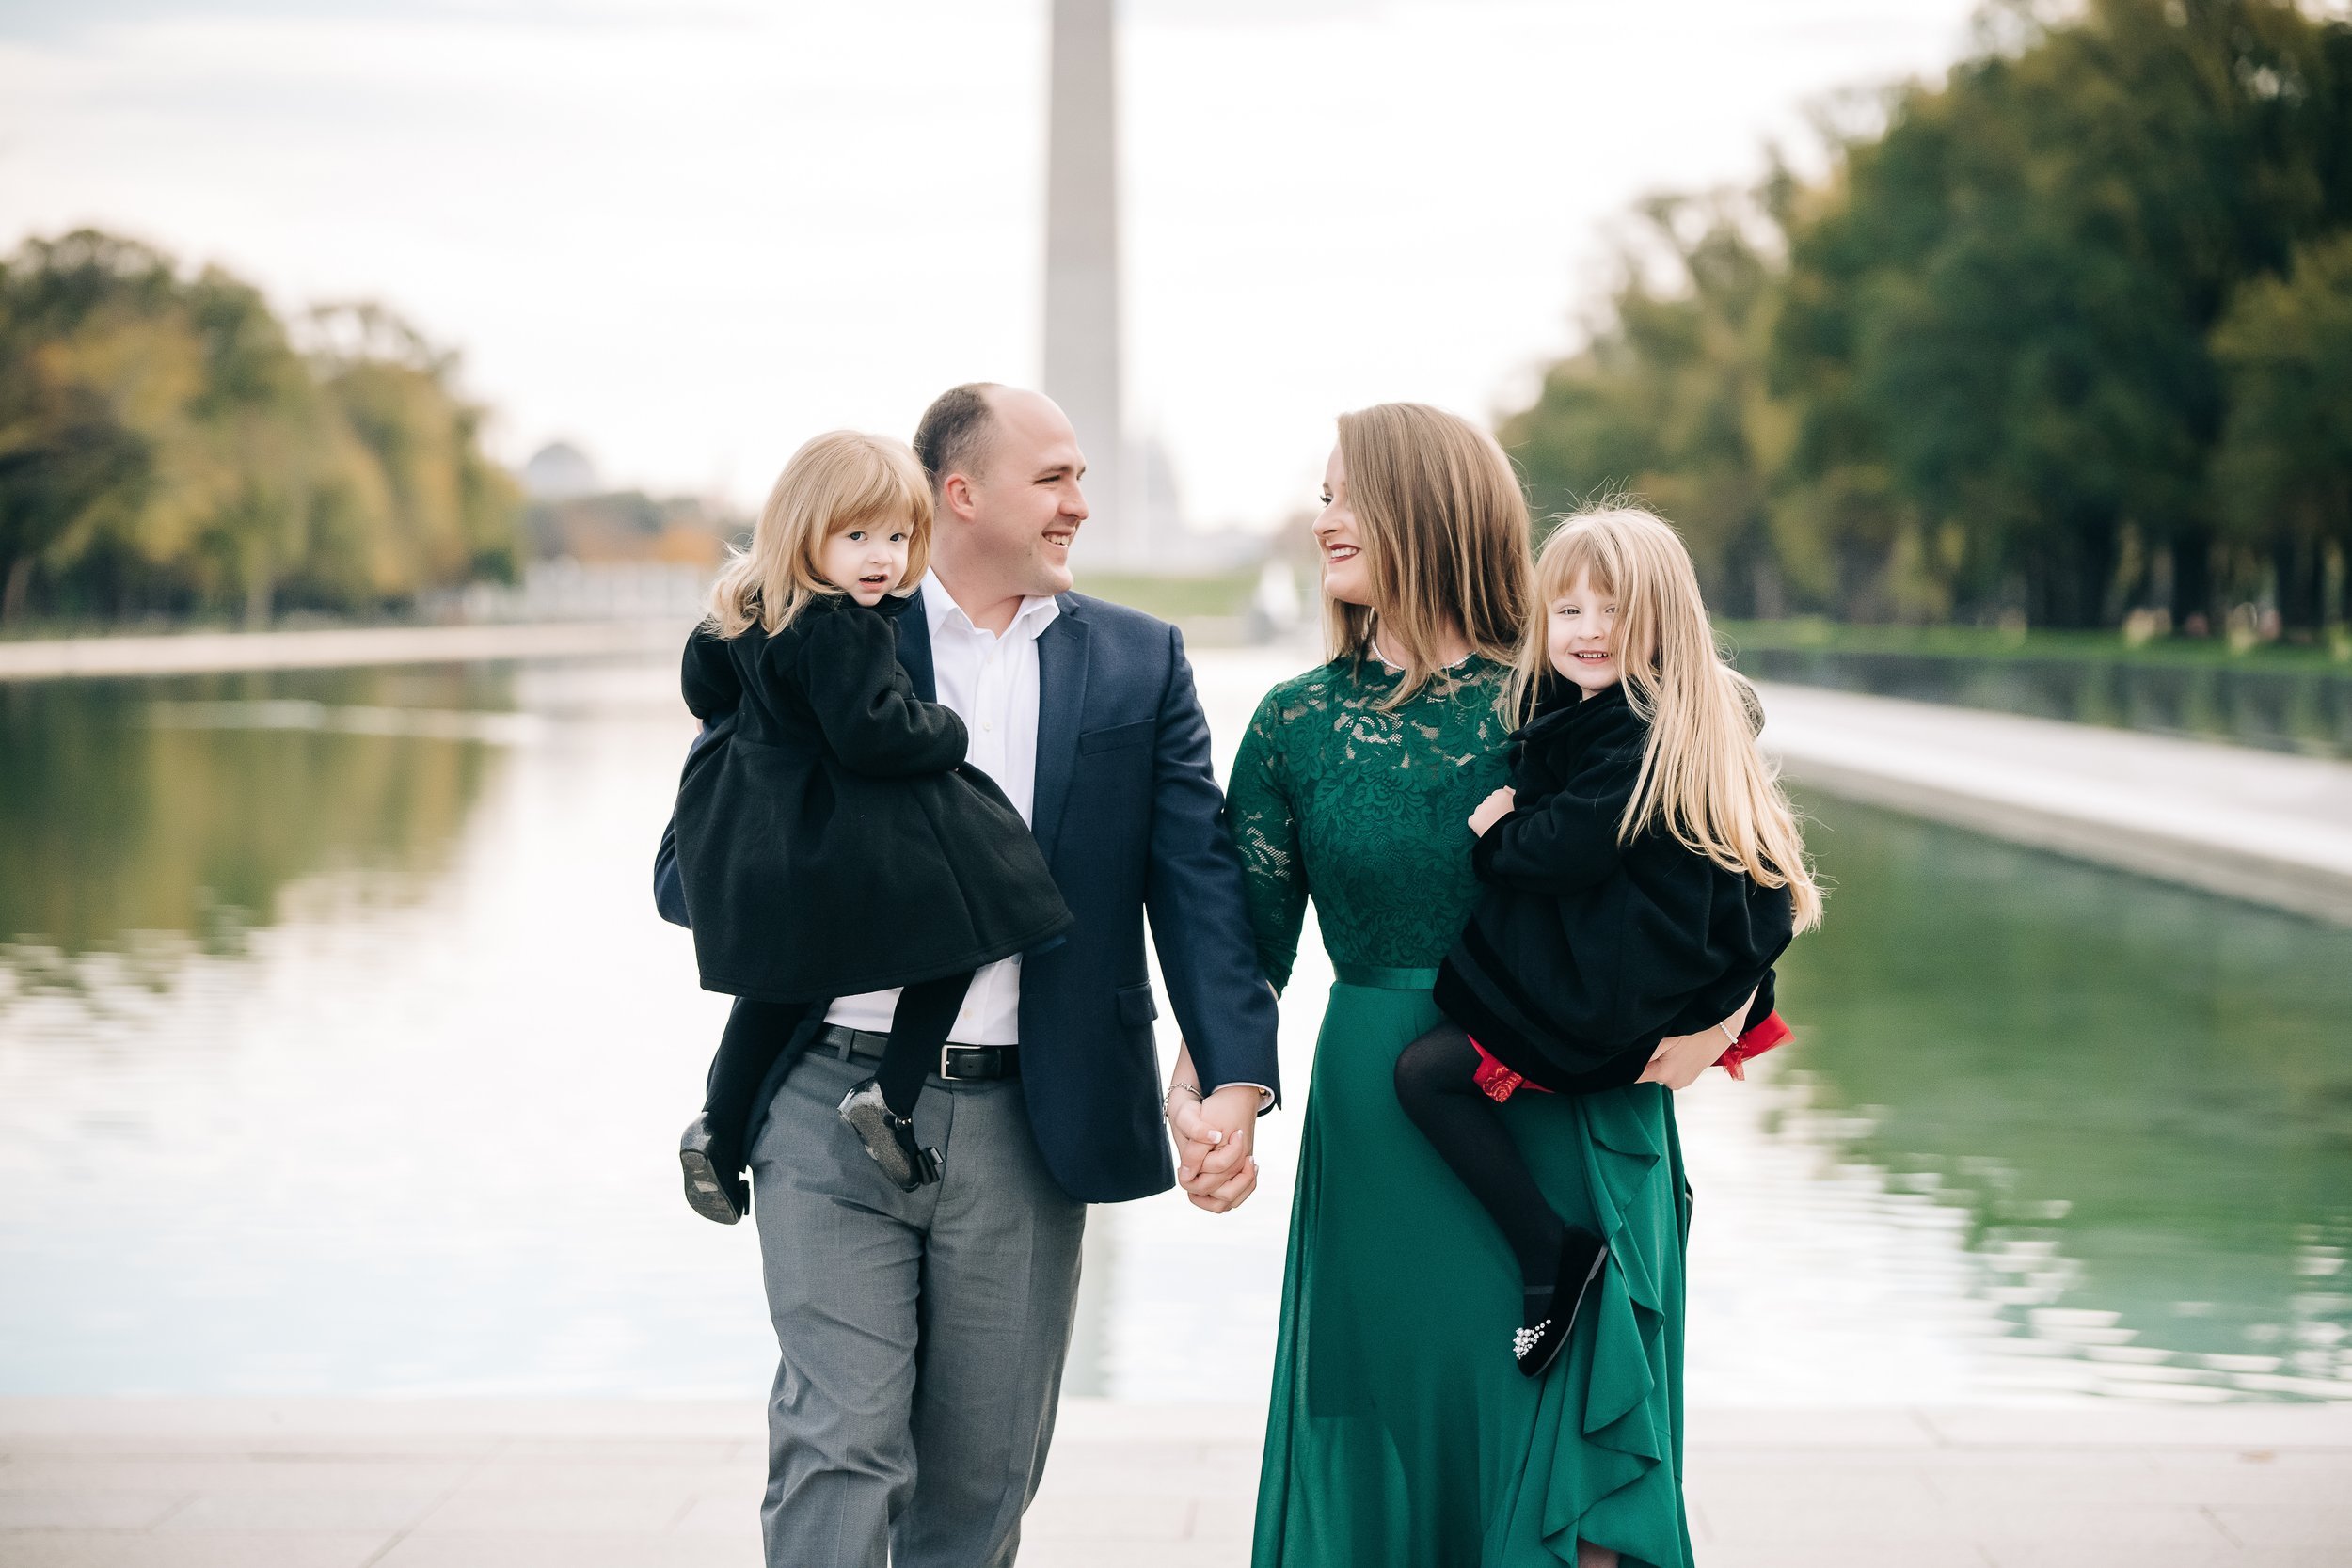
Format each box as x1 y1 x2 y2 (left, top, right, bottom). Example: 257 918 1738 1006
1729 644 2352 759
1 650 2345 1405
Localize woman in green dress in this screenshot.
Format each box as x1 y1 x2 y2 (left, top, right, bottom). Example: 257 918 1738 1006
1217 404 1734 1568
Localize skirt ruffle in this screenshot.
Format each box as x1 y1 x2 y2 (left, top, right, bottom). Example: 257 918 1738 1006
1253 980 1692 1568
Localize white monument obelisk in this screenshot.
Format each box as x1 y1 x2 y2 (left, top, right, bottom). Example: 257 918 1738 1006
1043 0 1138 568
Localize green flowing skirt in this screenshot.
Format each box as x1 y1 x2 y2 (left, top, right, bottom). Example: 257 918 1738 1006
1252 971 1694 1568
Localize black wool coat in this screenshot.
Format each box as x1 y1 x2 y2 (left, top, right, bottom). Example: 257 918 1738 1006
1432 679 1790 1094
672 593 1073 1002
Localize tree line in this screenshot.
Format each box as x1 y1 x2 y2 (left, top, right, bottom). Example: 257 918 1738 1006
1502 0 2352 637
0 230 521 627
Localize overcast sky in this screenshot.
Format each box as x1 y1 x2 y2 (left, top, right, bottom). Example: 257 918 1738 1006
0 0 1983 531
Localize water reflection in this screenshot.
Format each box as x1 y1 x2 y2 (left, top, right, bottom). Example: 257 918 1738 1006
1763 789 2352 1401
0 667 516 1005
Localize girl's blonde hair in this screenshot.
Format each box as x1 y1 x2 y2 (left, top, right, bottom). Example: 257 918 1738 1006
707 431 932 637
1515 504 1822 930
1326 403 1532 708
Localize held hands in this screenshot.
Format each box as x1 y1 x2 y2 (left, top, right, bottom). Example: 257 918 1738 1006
1638 988 1759 1091
1467 786 1517 838
1167 1080 1261 1213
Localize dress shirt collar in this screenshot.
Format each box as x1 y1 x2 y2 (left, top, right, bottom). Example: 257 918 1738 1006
922 570 1061 645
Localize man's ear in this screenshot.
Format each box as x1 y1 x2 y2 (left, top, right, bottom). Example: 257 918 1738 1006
938 474 978 525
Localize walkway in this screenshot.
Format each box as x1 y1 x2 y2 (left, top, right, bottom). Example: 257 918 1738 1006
0 620 682 682
4 1397 2348 1566
1756 680 2352 925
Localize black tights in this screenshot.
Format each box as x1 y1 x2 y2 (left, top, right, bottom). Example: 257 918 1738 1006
868 972 974 1117
1392 1022 1568 1293
700 972 974 1166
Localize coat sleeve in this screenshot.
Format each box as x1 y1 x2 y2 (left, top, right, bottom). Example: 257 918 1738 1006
681 625 740 723
1470 730 1643 895
789 610 968 778
1147 626 1283 1107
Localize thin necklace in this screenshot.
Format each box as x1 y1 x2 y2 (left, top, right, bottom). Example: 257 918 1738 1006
1371 631 1474 673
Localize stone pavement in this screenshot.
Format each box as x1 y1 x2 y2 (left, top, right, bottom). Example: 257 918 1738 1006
1755 680 2352 925
4 1397 2350 1567
0 620 682 682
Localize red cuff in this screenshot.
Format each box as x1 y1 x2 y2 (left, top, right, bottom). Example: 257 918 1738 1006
1470 1039 1549 1103
1715 1010 1791 1080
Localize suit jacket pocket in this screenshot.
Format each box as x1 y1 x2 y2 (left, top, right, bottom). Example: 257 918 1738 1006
1116 980 1159 1027
1079 719 1154 755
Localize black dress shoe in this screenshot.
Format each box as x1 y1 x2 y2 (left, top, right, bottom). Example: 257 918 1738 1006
837 1079 945 1192
1514 1227 1609 1379
678 1115 749 1225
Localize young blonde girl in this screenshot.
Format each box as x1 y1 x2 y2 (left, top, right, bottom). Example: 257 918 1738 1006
1395 503 1820 1375
669 431 1071 1221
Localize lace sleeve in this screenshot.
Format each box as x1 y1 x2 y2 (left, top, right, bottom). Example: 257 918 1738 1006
1224 690 1307 994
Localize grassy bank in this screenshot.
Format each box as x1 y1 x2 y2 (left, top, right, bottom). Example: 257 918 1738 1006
1072 571 1259 623
1717 619 2352 674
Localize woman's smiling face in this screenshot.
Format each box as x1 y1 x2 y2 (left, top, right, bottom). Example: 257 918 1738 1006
1312 444 1373 608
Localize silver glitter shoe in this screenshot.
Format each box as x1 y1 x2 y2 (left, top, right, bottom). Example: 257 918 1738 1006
1515 1227 1609 1378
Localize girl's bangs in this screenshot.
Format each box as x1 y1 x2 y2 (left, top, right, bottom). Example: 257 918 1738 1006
825 465 930 538
1536 523 1619 600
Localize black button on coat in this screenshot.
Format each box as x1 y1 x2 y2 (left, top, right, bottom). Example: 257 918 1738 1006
1433 680 1791 1094
672 593 1073 1003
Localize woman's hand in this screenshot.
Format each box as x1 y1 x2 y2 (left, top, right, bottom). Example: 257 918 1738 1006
1638 990 1758 1091
1165 1042 1260 1213
1468 787 1517 837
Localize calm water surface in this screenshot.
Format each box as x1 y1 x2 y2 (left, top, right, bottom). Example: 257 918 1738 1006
2 649 2347 1404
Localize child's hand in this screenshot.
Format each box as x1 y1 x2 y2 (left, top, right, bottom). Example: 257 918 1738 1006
1467 787 1517 837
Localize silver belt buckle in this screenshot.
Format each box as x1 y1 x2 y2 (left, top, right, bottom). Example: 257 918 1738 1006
940 1044 958 1079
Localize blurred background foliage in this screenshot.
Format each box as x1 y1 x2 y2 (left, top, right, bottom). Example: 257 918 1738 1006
1503 0 2352 639
6 1 2349 646
0 230 521 628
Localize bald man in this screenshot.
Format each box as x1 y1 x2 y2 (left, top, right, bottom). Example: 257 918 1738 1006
659 384 1279 1567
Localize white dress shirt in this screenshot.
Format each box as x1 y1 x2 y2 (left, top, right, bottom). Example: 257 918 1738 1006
825 573 1059 1046
826 572 1274 1110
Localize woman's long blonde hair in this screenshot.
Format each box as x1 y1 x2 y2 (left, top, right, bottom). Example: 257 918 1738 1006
707 431 932 637
1516 505 1822 930
1326 403 1532 707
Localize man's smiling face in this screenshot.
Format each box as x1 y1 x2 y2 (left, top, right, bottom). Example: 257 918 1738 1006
961 388 1087 599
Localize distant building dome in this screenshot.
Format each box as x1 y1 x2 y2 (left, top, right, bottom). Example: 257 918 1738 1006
523 441 600 500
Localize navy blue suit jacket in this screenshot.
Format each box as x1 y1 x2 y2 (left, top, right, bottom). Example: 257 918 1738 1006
655 588 1280 1203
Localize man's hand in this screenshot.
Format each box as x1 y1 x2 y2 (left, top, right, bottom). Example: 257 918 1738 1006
1638 989 1757 1091
1168 1083 1261 1213
1467 786 1517 838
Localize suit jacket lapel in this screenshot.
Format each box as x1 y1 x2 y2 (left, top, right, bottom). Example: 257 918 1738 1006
1031 598 1089 860
897 588 937 702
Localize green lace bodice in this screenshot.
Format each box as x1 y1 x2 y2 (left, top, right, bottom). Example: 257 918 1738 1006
1225 655 1515 992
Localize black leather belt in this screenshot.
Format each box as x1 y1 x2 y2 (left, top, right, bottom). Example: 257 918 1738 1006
816 1024 1019 1082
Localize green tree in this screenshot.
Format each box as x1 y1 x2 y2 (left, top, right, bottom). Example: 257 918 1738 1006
1775 0 2351 629
310 304 521 601
1506 0 2352 635
2211 230 2352 630
0 230 521 626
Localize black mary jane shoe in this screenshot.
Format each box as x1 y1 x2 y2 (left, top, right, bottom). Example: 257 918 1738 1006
837 1079 945 1192
1514 1227 1609 1379
678 1115 749 1226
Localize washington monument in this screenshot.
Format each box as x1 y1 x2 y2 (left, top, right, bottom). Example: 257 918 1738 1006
1043 0 1142 569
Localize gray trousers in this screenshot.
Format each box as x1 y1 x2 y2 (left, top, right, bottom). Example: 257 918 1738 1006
751 1038 1087 1568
